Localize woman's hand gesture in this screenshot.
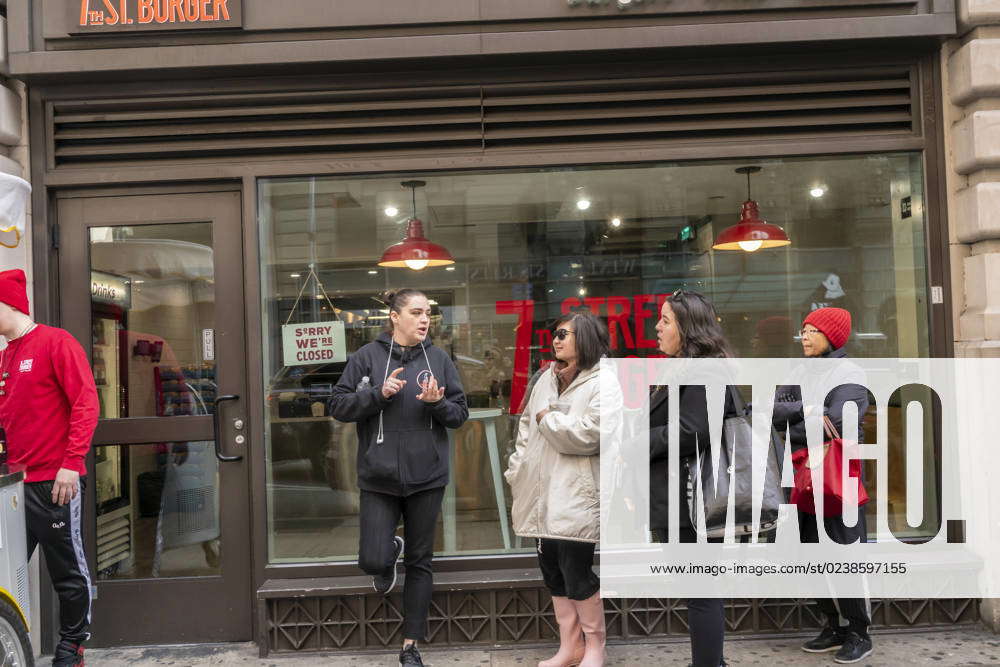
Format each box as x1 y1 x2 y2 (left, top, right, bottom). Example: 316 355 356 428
381 367 407 399
417 375 446 403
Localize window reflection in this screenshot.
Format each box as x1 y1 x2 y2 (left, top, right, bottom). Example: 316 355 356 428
259 154 933 562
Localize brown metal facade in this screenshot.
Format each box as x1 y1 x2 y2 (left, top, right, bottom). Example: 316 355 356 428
8 0 964 654
263 591 979 654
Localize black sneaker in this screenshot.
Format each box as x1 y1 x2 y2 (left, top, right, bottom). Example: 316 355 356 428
52 639 85 667
802 626 847 653
399 643 423 666
373 535 404 595
834 632 874 664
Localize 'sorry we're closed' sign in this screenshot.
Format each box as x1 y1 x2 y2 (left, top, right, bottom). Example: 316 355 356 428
77 0 243 31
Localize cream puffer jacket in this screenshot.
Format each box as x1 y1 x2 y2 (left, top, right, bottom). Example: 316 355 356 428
504 362 621 543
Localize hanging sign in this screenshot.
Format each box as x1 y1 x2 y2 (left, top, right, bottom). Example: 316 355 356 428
282 321 347 366
75 0 243 32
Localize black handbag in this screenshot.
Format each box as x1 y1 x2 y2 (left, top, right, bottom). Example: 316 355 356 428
687 386 784 539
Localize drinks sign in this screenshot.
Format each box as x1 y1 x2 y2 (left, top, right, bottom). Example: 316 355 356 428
76 0 243 31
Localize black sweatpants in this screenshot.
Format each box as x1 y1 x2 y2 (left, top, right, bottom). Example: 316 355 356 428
358 486 444 641
653 527 725 667
26 477 92 645
536 538 600 601
799 510 871 638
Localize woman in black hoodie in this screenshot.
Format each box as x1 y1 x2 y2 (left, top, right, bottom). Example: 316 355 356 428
329 288 468 667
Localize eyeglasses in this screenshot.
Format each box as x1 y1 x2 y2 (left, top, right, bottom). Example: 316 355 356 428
799 328 822 337
553 329 575 341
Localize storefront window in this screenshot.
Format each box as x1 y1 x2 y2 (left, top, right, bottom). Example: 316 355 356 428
259 153 932 562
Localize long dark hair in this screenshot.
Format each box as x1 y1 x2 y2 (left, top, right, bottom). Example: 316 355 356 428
666 290 734 359
382 288 426 332
553 311 610 371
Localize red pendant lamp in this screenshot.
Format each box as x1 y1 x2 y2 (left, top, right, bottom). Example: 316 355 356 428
712 166 791 252
378 180 455 271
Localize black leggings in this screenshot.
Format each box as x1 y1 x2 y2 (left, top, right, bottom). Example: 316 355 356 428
358 487 444 641
653 527 724 667
536 538 600 601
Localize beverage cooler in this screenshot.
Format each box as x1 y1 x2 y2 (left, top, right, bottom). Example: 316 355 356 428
91 281 134 577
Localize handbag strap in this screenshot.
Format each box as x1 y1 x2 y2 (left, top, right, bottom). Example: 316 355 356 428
822 414 841 441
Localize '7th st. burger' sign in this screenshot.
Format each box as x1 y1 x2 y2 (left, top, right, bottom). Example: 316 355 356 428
77 0 242 31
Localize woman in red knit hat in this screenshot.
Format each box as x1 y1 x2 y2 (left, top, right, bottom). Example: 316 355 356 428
771 307 873 665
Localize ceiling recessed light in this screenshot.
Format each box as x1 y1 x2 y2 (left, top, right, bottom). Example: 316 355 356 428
289 273 301 279
315 294 324 300
384 205 399 217
133 280 145 285
610 217 622 227
810 187 826 198
578 287 587 296
368 270 378 275
445 266 456 271
576 199 592 211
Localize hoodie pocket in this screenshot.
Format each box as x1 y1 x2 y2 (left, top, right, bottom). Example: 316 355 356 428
359 436 399 486
400 430 443 486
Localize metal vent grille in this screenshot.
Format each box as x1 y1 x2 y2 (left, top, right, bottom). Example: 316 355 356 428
15 564 29 621
50 66 914 167
178 487 215 534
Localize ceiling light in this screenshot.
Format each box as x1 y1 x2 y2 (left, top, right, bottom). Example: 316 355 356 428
132 280 145 285
428 300 438 305
445 266 455 271
810 186 826 198
610 217 622 227
378 180 455 272
712 166 791 253
578 287 587 296
384 206 399 217
576 199 592 211
368 270 378 275
289 273 301 279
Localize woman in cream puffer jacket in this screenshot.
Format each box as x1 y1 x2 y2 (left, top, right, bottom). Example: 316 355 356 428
505 311 620 667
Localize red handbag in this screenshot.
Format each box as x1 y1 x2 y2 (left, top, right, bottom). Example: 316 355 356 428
790 415 870 516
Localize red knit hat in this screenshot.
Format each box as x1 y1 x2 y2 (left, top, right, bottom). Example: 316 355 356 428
0 270 30 316
803 307 851 350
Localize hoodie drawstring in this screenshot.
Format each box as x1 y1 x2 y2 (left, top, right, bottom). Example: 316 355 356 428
375 339 437 444
376 337 394 444
420 341 435 429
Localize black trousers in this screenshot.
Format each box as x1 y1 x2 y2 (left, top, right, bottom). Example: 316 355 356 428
537 538 600 601
652 527 724 667
798 510 871 638
358 486 444 641
26 477 92 645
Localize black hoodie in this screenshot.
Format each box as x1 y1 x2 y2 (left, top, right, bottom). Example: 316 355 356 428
329 332 468 496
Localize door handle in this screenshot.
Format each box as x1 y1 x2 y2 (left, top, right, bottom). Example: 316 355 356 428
213 394 243 462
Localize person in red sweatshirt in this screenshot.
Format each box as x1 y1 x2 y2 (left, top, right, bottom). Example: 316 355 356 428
0 270 98 667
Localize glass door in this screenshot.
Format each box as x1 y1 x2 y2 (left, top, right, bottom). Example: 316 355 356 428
57 190 251 645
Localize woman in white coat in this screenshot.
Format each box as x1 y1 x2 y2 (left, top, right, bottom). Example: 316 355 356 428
505 311 614 667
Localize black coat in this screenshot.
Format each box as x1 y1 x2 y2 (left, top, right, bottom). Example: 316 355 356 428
771 346 868 451
648 382 738 531
329 332 469 496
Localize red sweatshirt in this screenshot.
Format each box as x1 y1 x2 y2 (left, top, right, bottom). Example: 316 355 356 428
0 325 99 482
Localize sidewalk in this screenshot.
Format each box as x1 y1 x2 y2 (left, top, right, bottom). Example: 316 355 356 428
85 626 1000 666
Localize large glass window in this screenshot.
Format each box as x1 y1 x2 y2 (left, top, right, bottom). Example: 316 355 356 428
259 153 932 562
